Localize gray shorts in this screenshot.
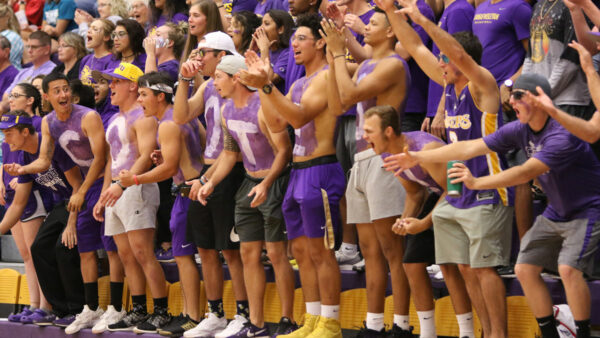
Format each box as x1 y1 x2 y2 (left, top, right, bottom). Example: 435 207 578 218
345 148 406 224
234 173 288 243
432 199 513 268
517 215 600 276
105 183 160 236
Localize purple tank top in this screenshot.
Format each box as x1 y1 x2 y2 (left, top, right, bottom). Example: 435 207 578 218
355 54 410 152
289 66 328 157
222 93 275 172
444 84 512 208
158 108 204 185
46 104 96 176
202 80 225 160
395 131 445 194
106 106 145 177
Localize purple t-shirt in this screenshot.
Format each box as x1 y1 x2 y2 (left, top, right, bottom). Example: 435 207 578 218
484 119 600 221
18 133 75 202
269 47 290 94
155 12 188 28
96 96 119 129
4 60 56 98
157 59 180 82
351 8 375 47
79 53 115 86
254 0 286 16
405 0 434 114
426 0 474 117
0 65 19 98
473 0 531 84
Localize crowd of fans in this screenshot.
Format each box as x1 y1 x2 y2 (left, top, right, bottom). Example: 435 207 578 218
0 0 599 337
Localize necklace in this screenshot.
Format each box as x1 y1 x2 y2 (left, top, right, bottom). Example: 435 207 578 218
539 0 559 20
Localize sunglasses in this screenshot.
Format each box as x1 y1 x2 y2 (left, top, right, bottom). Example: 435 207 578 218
197 49 215 57
438 53 449 64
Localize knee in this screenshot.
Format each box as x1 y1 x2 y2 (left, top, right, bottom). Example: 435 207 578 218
266 244 288 266
358 237 381 260
557 264 583 283
457 263 472 275
222 250 241 264
515 264 539 283
240 245 261 264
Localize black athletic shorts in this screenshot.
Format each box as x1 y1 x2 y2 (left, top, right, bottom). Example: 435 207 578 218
403 192 440 264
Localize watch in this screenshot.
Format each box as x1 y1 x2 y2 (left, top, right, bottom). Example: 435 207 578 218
262 83 273 94
178 73 194 82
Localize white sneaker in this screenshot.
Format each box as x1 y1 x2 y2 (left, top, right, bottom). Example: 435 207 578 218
426 264 441 274
65 305 104 334
91 305 126 334
214 314 248 338
184 312 227 337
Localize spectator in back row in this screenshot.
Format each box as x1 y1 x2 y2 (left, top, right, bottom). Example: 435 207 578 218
0 3 24 68
228 10 261 55
51 32 87 80
143 22 186 81
128 0 151 32
0 36 19 97
42 0 78 39
113 19 146 70
74 0 128 39
149 0 188 31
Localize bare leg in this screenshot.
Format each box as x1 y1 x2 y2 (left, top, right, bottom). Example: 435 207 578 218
222 249 248 302
558 264 590 320
13 220 48 308
175 255 200 321
440 264 472 315
473 267 507 338
291 237 320 303
340 197 357 245
198 248 224 301
356 223 387 313
306 237 340 305
106 250 125 283
403 263 434 311
266 241 295 320
80 251 98 283
240 241 266 327
515 263 553 317
515 184 533 240
128 229 167 298
113 233 146 295
458 264 491 336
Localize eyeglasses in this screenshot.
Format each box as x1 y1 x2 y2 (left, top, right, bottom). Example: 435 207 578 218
511 90 528 101
58 44 73 49
8 93 27 99
25 45 44 50
97 3 110 8
437 53 449 64
111 31 128 40
198 49 215 57
292 34 314 42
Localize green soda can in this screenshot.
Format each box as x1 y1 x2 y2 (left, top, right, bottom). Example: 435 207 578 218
447 160 463 197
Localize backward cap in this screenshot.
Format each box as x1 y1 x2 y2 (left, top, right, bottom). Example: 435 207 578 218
513 73 551 97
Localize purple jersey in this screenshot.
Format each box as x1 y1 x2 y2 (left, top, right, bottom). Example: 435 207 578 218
158 108 204 185
444 84 511 208
18 132 75 201
426 0 474 117
79 53 115 86
222 93 275 172
154 12 188 28
203 80 225 161
46 104 97 176
484 119 600 221
157 59 180 82
0 65 19 98
95 95 120 129
289 66 328 157
473 0 531 84
393 131 445 194
355 54 410 152
405 0 434 114
254 0 286 16
269 47 290 94
106 106 145 177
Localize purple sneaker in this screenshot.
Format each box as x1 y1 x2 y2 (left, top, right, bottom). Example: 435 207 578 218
21 308 50 324
156 247 175 263
227 322 270 338
8 307 33 322
33 312 57 326
52 314 76 327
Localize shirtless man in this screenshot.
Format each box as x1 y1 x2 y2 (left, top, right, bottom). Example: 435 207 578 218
119 71 205 333
197 55 295 338
377 0 515 335
90 63 170 334
173 31 250 338
13 72 125 335
321 10 411 336
239 13 346 338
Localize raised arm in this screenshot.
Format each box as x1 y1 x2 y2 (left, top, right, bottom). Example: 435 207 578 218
173 60 206 124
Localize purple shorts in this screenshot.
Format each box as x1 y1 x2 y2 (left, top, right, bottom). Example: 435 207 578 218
170 195 196 257
77 178 117 253
282 157 346 241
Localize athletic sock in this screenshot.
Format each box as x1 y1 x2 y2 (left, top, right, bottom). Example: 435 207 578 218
340 242 358 256
575 319 590 338
417 310 436 338
131 294 148 314
536 315 560 338
393 314 410 330
305 301 321 316
83 282 99 311
236 300 249 319
321 304 340 320
208 299 225 318
110 282 124 312
366 312 384 331
153 297 168 314
456 312 475 338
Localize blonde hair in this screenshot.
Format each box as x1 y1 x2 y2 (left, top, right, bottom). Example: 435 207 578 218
110 0 130 19
181 0 223 62
59 32 88 60
163 21 187 60
0 4 21 34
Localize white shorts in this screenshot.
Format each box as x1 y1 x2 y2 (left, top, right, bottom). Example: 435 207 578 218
105 183 160 236
345 148 406 224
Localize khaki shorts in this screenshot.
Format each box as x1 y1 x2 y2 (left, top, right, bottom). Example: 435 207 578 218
432 199 513 268
105 183 160 236
345 148 406 224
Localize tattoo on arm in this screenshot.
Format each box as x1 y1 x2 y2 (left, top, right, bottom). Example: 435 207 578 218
45 139 55 160
222 124 240 152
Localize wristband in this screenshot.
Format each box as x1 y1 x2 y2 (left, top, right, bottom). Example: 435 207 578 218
200 175 208 185
133 175 140 185
333 54 345 59
115 180 127 191
178 73 194 82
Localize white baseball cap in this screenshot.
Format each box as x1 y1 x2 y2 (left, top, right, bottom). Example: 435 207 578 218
197 31 239 56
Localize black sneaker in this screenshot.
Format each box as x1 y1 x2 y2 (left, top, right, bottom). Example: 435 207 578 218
108 310 149 332
133 311 172 334
158 314 198 337
356 322 387 338
272 316 298 336
387 324 414 337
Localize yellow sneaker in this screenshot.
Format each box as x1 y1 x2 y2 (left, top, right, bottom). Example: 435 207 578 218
277 313 319 338
306 316 342 338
